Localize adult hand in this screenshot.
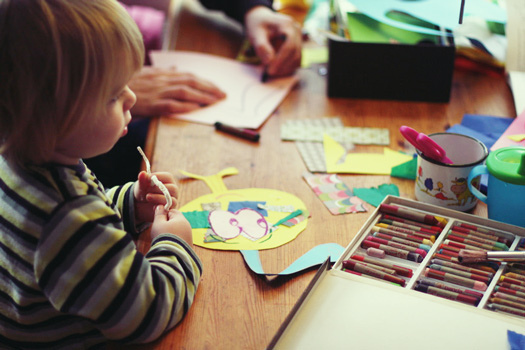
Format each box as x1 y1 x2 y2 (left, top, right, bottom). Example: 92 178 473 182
129 66 226 117
244 6 302 78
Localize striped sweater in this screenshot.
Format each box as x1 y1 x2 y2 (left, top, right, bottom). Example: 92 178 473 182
0 158 202 349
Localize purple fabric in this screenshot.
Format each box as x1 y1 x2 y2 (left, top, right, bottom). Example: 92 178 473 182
120 3 165 64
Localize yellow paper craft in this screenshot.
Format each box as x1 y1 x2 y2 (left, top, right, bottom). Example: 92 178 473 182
324 134 413 174
507 134 525 142
301 47 329 68
179 169 308 251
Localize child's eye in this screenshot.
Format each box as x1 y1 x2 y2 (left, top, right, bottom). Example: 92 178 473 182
109 91 123 104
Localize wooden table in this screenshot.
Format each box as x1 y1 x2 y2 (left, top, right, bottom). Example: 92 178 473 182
131 3 516 349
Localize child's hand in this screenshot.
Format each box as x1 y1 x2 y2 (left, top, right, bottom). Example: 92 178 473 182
134 171 178 224
150 205 193 245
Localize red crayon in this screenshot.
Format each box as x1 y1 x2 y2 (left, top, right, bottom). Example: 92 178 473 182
433 253 459 263
379 204 442 226
493 292 525 306
375 223 435 241
450 227 509 246
447 234 507 251
374 232 431 251
443 240 483 251
361 240 423 263
505 272 525 282
378 219 437 236
343 259 396 275
439 243 461 253
500 276 525 287
430 259 493 278
424 268 487 291
419 278 484 299
416 283 479 305
490 297 525 311
371 226 433 245
428 264 490 283
438 249 459 258
501 282 525 293
496 286 525 299
383 214 442 232
351 254 413 277
366 236 427 258
342 269 403 286
457 223 510 241
488 303 525 317
343 260 406 287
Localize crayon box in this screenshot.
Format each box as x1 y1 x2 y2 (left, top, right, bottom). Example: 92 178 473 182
268 196 525 350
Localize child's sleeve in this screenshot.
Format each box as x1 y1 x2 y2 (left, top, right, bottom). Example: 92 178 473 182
35 195 203 344
105 182 147 237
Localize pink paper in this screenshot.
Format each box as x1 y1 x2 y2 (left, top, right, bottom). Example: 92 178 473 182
491 110 525 150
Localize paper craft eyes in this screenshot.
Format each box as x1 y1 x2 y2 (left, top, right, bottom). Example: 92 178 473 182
209 208 269 241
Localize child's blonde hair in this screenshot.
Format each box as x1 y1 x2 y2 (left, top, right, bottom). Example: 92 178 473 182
0 0 145 166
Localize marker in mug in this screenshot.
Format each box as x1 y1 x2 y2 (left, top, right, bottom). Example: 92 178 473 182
214 122 260 142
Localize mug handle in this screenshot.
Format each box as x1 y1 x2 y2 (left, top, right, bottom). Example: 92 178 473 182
467 165 488 203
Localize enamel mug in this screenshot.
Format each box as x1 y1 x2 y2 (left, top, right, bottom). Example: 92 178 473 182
415 133 488 211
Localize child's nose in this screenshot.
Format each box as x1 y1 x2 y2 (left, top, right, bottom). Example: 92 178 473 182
124 86 137 111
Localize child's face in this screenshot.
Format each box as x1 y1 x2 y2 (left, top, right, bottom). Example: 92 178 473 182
52 83 137 165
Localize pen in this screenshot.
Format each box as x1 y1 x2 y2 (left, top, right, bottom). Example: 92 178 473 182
214 122 260 142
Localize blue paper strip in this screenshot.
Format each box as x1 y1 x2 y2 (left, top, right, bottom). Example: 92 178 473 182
240 243 345 276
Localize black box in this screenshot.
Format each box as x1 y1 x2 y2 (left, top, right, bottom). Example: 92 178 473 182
327 37 455 102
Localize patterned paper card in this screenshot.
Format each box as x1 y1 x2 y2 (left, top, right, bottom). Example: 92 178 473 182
281 118 389 145
302 172 366 215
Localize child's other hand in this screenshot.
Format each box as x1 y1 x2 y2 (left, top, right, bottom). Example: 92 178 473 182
150 205 193 245
134 171 178 223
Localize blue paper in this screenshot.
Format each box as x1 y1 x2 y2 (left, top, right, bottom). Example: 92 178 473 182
228 201 267 216
508 330 525 350
240 243 345 276
446 114 513 150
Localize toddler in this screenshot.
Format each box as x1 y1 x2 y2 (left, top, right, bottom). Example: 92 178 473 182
0 0 202 348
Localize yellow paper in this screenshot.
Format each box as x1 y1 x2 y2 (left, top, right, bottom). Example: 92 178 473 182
181 188 307 251
301 47 329 68
507 134 525 142
324 134 412 174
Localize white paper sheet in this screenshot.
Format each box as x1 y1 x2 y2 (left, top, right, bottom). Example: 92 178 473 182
150 51 298 129
505 0 525 115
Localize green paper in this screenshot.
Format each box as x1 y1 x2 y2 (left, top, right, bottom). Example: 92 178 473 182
183 210 210 228
391 157 417 180
347 12 439 45
353 184 400 207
